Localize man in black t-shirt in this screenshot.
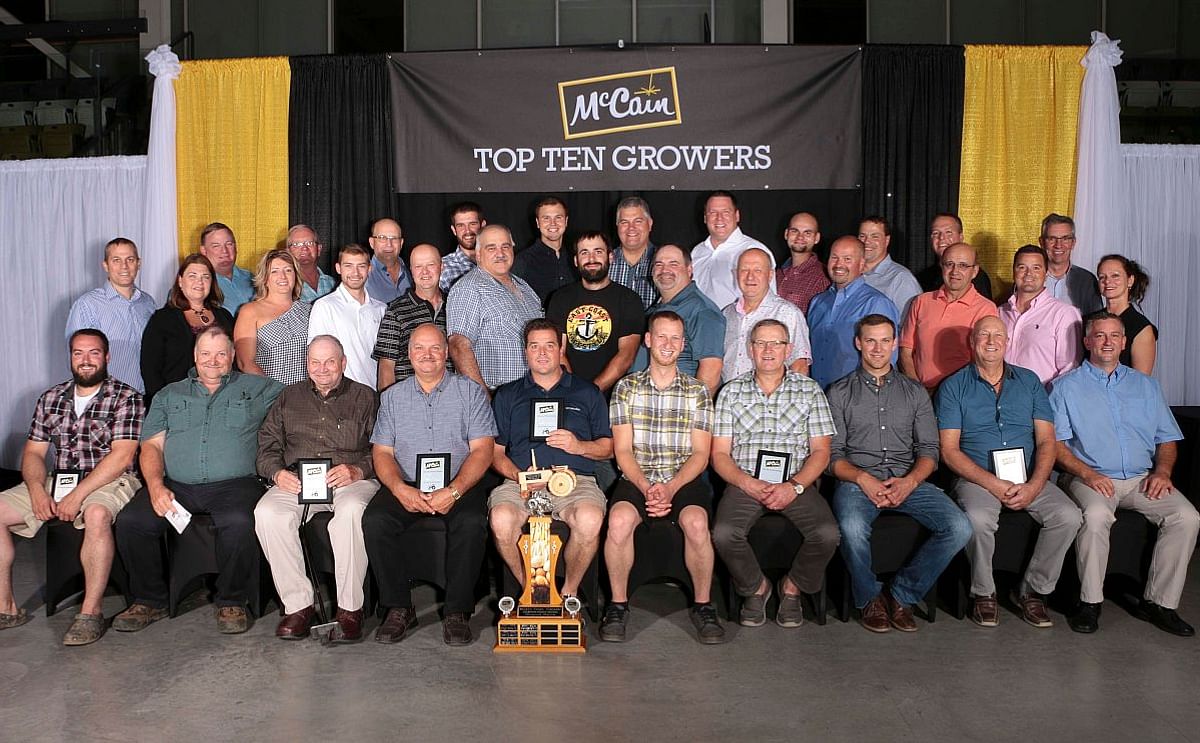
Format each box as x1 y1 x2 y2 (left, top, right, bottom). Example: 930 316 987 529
547 231 645 396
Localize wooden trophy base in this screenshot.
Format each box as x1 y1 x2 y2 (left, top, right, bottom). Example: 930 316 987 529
494 607 586 653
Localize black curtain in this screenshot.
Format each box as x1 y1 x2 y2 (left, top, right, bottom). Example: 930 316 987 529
288 53 861 269
861 44 964 273
289 54 396 273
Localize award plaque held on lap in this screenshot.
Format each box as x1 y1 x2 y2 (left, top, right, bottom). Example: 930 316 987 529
990 448 1027 484
495 453 586 654
297 458 333 504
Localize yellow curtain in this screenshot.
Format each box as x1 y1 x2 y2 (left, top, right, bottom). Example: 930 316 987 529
175 57 290 270
958 45 1087 296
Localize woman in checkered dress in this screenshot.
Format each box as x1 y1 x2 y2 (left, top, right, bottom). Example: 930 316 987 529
233 248 312 385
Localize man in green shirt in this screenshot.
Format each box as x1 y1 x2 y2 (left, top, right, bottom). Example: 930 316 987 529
114 327 282 634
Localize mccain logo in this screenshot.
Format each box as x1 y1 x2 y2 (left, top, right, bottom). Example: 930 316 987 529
558 67 682 140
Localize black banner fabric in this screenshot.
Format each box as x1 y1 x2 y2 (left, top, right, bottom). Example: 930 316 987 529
388 45 861 193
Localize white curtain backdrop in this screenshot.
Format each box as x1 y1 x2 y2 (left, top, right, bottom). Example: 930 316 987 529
141 45 181 299
0 157 150 468
1120 144 1200 405
1073 30 1124 271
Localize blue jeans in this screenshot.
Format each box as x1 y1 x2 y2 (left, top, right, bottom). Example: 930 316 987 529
832 480 972 608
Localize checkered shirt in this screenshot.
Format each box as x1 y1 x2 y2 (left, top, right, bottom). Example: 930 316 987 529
439 249 475 292
609 244 659 310
28 377 144 474
609 369 711 482
446 267 543 389
713 371 836 474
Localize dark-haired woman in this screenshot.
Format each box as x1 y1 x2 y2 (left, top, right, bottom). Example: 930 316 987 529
1097 254 1157 374
140 254 235 404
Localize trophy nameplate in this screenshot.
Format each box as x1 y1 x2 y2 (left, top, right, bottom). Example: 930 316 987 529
495 453 585 654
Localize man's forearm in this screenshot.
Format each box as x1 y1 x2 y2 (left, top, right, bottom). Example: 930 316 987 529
19 448 49 496
1153 441 1177 477
903 455 937 485
74 443 137 499
448 336 487 390
140 443 168 489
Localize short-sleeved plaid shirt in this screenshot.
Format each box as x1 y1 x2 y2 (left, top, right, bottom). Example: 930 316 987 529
446 267 543 389
609 369 711 482
28 377 144 474
713 371 836 475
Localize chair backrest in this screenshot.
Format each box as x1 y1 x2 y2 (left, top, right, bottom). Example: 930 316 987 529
0 102 34 127
1119 81 1163 109
1165 81 1200 108
34 99 76 126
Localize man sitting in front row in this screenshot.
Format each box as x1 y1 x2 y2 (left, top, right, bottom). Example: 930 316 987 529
0 329 144 646
488 319 612 609
1050 312 1199 636
828 315 971 633
712 319 840 629
936 316 1081 629
601 311 724 644
114 328 282 634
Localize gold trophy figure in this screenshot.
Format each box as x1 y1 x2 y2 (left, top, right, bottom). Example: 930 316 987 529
494 452 586 653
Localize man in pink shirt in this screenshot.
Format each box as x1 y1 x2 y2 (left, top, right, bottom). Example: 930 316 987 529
998 245 1082 386
900 243 998 392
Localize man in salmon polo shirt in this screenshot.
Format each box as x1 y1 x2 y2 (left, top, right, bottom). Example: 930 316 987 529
900 242 998 393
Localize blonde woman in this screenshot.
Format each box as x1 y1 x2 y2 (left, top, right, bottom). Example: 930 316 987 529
233 248 311 384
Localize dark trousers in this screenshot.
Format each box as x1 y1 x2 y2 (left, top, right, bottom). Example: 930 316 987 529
362 484 488 614
115 477 263 608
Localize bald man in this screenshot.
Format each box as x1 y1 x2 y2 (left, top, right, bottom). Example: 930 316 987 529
366 217 413 303
373 243 454 391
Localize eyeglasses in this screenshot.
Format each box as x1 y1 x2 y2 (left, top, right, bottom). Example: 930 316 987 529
751 340 788 350
372 234 401 242
288 240 318 249
941 261 976 271
1043 235 1075 244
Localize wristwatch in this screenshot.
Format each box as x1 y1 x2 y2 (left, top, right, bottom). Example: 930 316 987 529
790 479 805 496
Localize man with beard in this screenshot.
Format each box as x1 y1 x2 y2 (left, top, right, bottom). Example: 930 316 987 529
547 231 644 396
775 212 830 314
308 244 386 388
440 202 486 292
0 329 144 645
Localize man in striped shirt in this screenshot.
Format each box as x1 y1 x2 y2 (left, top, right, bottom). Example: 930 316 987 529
600 310 723 644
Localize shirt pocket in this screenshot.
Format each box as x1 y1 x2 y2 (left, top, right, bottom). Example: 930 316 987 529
87 420 113 450
225 398 250 429
166 400 190 430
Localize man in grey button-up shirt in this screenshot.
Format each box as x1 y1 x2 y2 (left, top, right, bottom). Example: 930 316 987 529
826 313 971 633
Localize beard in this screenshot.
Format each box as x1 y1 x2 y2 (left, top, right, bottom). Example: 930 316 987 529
579 262 609 282
72 363 107 388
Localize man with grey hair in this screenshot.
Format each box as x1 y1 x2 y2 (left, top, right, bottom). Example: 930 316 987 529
447 224 543 394
1039 213 1102 316
254 334 380 643
722 247 811 382
286 224 336 302
610 195 659 310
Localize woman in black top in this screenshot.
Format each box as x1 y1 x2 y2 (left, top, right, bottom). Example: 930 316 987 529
1097 253 1157 374
140 254 235 403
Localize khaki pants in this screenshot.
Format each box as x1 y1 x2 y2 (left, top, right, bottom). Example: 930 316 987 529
253 479 379 614
2 475 141 538
1064 473 1200 609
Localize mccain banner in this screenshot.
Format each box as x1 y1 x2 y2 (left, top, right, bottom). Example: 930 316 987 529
388 45 861 193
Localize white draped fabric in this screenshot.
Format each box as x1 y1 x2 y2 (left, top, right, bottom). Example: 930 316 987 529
0 157 147 468
141 45 182 301
1073 31 1124 272
1120 144 1200 406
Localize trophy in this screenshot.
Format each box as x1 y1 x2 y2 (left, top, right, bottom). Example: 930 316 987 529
495 452 586 653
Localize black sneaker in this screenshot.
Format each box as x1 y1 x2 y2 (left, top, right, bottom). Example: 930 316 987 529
689 603 726 645
598 602 629 642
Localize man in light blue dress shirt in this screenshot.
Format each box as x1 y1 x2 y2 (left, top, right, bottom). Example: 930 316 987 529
287 224 336 303
859 216 922 322
365 217 412 304
65 237 156 392
1050 311 1198 637
198 222 254 315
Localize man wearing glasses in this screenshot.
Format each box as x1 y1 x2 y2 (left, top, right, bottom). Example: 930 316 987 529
286 224 336 303
916 213 993 301
365 217 412 304
899 243 998 393
1039 213 1102 316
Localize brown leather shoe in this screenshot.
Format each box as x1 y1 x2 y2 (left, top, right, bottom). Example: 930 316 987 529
332 608 364 643
216 605 250 634
971 594 999 627
883 589 918 632
375 607 417 644
112 603 168 632
1012 591 1053 628
859 595 891 633
275 606 315 640
443 611 473 646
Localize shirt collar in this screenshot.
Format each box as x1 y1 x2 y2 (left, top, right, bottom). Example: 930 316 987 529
966 362 1016 384
1081 359 1127 382
521 369 574 393
934 284 981 304
866 255 895 275
833 277 868 295
103 281 143 302
308 374 352 399
855 366 897 387
187 367 238 392
706 227 745 250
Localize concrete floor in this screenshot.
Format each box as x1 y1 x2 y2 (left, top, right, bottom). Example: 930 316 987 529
2 533 1199 743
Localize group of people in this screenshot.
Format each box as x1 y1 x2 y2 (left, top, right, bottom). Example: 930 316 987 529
0 192 1194 650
